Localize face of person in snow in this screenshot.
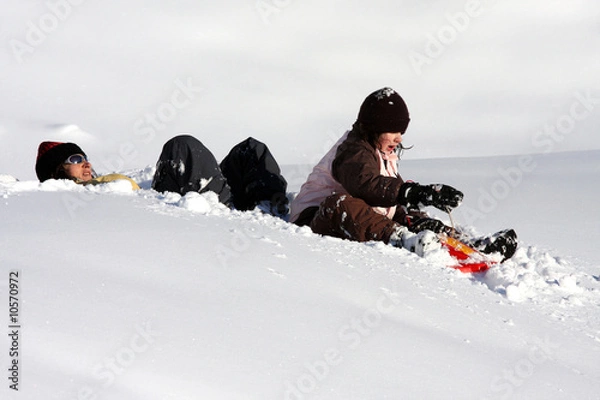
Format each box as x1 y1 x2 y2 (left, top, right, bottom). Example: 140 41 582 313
60 154 93 181
376 132 402 154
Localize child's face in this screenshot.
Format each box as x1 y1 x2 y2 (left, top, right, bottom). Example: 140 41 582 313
377 132 402 154
62 156 93 181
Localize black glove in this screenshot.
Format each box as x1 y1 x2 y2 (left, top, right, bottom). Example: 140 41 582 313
408 217 447 234
399 182 463 211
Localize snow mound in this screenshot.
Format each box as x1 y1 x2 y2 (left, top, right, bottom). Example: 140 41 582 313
176 191 229 215
481 246 597 304
0 174 18 184
41 124 100 148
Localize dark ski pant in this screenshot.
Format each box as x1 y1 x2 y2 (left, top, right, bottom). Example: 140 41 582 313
152 134 232 204
220 137 287 212
152 135 287 212
297 193 400 243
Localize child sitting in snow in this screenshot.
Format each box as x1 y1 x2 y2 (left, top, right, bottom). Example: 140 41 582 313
34 135 288 216
289 87 516 259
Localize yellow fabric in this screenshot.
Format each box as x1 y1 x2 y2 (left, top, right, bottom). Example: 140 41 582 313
78 173 140 190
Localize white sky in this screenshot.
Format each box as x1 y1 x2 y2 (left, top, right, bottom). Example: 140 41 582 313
1 0 599 179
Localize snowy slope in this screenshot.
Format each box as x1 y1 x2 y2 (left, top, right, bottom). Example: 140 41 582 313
1 151 599 400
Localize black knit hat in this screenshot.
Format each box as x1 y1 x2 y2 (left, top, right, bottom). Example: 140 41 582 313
35 141 86 182
357 87 410 134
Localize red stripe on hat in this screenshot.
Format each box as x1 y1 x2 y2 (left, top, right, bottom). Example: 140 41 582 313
37 141 63 160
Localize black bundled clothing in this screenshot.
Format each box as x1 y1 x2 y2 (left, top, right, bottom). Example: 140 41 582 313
151 135 288 216
151 135 232 205
220 137 288 212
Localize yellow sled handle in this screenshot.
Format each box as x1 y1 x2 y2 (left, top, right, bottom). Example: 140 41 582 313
438 235 478 257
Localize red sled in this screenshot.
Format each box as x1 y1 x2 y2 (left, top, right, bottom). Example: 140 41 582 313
439 235 496 273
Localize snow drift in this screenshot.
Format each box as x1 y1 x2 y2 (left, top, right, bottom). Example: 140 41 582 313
1 151 599 399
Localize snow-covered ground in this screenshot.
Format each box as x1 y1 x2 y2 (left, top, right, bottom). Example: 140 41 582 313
2 1 599 398
1 150 598 400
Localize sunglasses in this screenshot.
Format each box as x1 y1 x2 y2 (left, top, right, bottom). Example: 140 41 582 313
63 154 88 165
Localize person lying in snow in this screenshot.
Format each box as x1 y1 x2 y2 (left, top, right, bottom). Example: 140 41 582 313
289 87 517 259
34 135 288 216
35 141 141 190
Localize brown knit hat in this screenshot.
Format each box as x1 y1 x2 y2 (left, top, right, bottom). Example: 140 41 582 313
35 141 86 182
357 87 410 134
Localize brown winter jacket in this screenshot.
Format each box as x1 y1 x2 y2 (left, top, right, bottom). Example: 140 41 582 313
331 129 405 208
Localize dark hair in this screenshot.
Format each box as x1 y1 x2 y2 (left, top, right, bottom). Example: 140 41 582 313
53 166 70 180
352 121 381 149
